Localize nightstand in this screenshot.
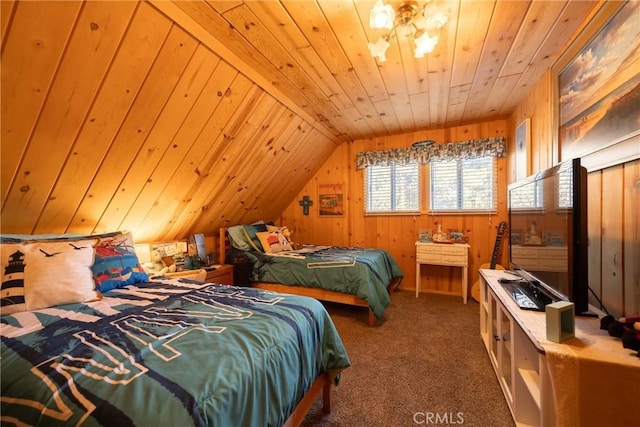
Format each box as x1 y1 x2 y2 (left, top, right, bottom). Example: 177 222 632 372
415 241 470 303
205 264 234 285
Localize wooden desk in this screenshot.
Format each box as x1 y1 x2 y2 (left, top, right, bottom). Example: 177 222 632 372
415 241 469 303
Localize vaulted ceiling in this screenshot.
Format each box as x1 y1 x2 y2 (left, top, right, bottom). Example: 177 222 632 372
0 1 599 242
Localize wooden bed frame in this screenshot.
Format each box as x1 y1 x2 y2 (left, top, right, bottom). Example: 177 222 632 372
219 228 401 326
283 372 331 427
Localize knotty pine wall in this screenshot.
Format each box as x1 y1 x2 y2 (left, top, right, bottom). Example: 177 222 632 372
511 71 639 318
280 119 509 302
281 79 639 317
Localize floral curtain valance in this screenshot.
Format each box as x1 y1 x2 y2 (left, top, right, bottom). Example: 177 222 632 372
355 136 506 169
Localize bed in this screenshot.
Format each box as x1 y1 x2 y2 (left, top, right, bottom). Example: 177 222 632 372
220 226 404 326
1 233 350 426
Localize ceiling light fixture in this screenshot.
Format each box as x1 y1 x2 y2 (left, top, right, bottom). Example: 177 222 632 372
368 0 448 62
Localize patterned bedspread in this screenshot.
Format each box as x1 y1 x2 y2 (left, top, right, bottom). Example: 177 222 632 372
247 246 404 320
1 278 350 426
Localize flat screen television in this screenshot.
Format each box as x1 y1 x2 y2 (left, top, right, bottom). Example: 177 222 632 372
507 158 591 315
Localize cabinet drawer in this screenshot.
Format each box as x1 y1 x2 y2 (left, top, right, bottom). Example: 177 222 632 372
205 265 234 285
441 245 466 256
416 245 442 255
538 248 568 260
538 259 567 271
511 247 539 258
441 254 467 265
512 258 538 269
417 253 442 263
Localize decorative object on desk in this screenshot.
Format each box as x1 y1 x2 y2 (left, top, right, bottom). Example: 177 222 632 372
318 183 344 217
418 228 432 242
510 230 523 245
206 252 216 266
546 301 575 343
183 254 202 270
151 241 188 270
471 221 508 302
432 223 447 242
298 195 313 216
543 229 565 246
448 229 467 243
191 234 208 265
525 222 542 245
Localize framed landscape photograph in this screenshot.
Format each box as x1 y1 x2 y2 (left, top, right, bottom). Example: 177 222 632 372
318 182 344 217
551 1 640 170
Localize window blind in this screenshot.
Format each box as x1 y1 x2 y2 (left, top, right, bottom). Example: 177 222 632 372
365 163 420 213
429 156 497 213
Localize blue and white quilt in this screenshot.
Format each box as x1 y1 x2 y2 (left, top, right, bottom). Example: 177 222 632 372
1 278 350 426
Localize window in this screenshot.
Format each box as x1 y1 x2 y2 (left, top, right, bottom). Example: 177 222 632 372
429 156 496 212
510 180 543 210
365 163 419 213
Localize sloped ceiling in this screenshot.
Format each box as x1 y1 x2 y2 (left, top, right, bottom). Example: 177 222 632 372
0 0 598 243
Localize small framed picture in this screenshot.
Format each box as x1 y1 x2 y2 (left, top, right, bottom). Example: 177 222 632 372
510 230 523 245
418 228 432 242
448 230 466 243
543 230 565 246
318 182 344 217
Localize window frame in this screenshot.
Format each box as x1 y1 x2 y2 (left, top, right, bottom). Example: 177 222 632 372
428 155 498 214
364 162 421 215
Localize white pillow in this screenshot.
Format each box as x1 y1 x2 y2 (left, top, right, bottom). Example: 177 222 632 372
1 239 100 315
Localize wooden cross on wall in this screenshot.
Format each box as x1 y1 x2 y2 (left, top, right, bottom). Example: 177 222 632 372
299 195 313 215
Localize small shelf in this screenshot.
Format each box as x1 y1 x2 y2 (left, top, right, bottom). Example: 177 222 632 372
518 367 541 408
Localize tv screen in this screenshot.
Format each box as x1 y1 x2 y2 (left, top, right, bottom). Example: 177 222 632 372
507 158 590 315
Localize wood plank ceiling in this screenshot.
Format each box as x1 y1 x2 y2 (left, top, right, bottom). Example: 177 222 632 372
0 0 599 243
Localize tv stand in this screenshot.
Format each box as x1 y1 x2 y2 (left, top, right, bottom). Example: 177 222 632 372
479 269 640 426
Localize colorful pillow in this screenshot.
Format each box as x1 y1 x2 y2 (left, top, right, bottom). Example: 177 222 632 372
242 224 267 251
91 232 148 293
256 230 293 254
228 223 267 252
1 239 100 315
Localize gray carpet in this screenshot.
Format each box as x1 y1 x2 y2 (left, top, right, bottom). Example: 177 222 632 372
302 291 515 426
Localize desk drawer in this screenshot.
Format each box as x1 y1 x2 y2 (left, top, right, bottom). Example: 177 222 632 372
441 254 467 265
417 245 442 255
417 253 442 263
441 245 466 256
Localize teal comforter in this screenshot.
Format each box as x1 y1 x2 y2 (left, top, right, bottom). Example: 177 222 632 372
246 246 403 320
1 278 350 426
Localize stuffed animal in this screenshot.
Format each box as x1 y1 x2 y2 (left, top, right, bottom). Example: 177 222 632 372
143 249 176 277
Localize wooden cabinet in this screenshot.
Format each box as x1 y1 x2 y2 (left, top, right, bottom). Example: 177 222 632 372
480 271 550 425
205 264 234 285
479 269 640 427
415 242 469 302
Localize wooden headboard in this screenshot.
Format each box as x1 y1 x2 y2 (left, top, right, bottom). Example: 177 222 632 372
219 228 231 264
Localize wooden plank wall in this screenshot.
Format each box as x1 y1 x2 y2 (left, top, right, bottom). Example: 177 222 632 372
280 71 639 317
280 119 509 300
0 1 336 244
511 69 639 318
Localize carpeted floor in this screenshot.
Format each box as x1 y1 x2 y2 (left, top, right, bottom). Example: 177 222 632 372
301 290 515 426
